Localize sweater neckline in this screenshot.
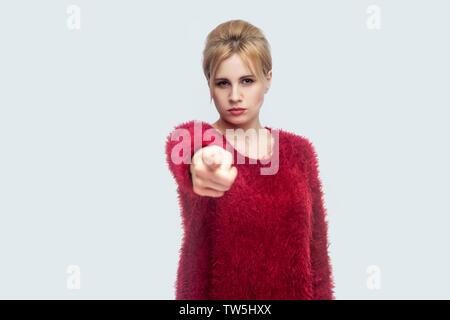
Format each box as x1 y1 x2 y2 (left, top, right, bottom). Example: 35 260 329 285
205 122 277 164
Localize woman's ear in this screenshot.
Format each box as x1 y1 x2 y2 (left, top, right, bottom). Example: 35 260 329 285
265 70 272 93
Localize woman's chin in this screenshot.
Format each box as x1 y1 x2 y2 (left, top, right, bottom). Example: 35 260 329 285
223 115 248 125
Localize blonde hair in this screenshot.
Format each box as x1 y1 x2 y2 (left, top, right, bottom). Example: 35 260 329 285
202 19 272 103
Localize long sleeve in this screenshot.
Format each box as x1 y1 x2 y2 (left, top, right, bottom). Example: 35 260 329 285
164 120 218 299
165 121 205 198
305 141 336 300
164 120 217 219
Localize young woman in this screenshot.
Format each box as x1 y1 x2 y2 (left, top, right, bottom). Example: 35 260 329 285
165 19 335 300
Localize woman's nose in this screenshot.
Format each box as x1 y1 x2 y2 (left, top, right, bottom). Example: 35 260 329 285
229 84 242 101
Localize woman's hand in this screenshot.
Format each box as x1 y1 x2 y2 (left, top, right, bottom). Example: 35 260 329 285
190 145 238 197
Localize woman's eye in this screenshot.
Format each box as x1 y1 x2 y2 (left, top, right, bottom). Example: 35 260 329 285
216 79 254 87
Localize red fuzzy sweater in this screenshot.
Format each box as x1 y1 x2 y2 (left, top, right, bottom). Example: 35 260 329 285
165 120 335 300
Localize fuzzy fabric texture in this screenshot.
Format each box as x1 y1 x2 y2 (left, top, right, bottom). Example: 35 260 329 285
165 120 335 300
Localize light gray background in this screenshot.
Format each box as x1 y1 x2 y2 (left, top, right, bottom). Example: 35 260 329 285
0 0 448 299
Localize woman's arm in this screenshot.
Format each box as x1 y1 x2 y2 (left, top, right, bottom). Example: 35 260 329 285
165 122 204 198
304 141 336 300
164 121 215 225
165 120 229 200
164 121 214 299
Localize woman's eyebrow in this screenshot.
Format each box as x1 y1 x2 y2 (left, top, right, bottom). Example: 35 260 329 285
214 74 255 81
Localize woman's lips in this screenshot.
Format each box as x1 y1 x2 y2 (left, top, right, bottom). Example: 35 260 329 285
228 108 246 116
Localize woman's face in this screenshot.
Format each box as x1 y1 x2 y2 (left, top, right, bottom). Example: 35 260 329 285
209 53 272 128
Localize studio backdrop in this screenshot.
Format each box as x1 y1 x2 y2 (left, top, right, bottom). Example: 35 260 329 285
0 0 449 299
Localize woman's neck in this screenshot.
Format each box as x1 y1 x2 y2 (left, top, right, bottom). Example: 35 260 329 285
211 118 265 135
211 118 273 160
